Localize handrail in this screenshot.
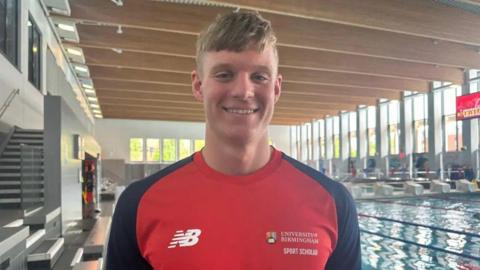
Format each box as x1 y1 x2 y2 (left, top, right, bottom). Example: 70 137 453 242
0 126 16 158
0 88 20 119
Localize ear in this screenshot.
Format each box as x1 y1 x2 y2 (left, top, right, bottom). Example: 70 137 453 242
192 70 203 102
274 73 282 103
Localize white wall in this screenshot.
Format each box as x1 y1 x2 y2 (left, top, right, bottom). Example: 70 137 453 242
95 118 291 161
0 0 93 129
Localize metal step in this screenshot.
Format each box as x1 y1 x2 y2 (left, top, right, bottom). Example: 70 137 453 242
12 133 43 139
27 238 64 269
27 229 46 251
0 173 44 177
10 139 43 144
0 165 20 170
15 129 43 134
0 158 43 162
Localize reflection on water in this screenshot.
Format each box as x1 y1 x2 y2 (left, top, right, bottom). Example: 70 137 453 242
359 193 480 269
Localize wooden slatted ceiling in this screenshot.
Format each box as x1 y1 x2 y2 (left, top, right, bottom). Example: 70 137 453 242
59 0 478 124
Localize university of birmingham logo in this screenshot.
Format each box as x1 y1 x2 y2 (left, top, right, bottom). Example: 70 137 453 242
168 229 202 248
266 231 277 244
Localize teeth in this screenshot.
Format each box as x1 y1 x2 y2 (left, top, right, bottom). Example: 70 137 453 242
225 108 256 114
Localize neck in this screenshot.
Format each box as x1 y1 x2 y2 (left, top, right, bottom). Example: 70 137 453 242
202 131 272 175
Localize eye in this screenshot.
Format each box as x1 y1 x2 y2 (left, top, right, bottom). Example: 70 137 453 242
251 73 270 83
214 71 233 81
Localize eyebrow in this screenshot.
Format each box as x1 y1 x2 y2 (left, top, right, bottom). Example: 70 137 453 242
209 63 273 75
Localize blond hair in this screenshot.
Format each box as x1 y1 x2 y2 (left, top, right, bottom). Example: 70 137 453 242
195 11 278 71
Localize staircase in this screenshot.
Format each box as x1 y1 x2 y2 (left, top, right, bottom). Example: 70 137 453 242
0 127 44 209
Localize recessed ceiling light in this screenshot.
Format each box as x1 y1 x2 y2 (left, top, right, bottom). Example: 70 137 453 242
75 66 88 73
58 23 75 32
84 89 95 94
92 109 102 114
67 48 82 56
82 83 93 89
88 97 98 102
94 114 103 118
90 104 100 108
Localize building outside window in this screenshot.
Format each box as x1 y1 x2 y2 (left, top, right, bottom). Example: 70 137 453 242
28 16 41 90
179 139 192 159
388 101 400 155
441 85 463 152
349 112 357 158
130 138 144 162
333 116 340 158
162 139 177 162
413 94 429 153
0 0 18 66
146 139 160 162
367 106 376 156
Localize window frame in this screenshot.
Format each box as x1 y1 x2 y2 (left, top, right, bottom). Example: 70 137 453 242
0 0 19 67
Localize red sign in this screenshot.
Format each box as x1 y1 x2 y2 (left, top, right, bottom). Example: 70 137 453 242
456 92 480 120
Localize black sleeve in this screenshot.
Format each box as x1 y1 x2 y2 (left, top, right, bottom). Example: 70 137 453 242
106 182 152 270
325 185 362 270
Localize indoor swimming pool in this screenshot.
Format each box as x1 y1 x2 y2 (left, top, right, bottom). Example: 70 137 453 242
358 193 480 269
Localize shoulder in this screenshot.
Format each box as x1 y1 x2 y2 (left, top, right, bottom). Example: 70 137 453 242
115 155 195 216
281 154 353 203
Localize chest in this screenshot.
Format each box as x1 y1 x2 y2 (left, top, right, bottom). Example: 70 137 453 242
137 187 338 270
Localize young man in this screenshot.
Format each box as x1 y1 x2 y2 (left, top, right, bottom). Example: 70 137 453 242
107 11 361 270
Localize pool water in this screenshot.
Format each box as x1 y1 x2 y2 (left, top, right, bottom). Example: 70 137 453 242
358 193 480 269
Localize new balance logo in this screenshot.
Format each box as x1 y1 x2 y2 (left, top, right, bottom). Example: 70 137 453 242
168 229 202 248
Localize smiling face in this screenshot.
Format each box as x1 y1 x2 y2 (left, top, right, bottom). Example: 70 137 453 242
192 46 282 145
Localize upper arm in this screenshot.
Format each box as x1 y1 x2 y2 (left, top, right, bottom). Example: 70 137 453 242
325 187 361 270
106 185 152 270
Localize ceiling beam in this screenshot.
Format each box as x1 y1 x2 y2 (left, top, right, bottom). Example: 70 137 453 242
75 23 480 69
89 65 428 92
97 96 357 111
99 102 345 115
211 0 480 46
83 47 463 83
93 77 401 100
103 111 311 125
96 88 376 106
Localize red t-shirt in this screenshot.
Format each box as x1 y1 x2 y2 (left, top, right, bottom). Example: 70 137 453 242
107 149 360 269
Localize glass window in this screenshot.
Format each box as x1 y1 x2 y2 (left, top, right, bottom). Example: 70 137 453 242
194 139 205 152
333 116 340 158
312 121 319 160
162 139 176 162
349 112 357 158
389 124 399 155
442 86 463 152
367 106 376 156
179 139 192 159
388 101 400 155
130 138 144 162
146 139 160 162
0 0 18 66
413 94 428 153
28 16 41 90
301 124 308 161
319 120 325 159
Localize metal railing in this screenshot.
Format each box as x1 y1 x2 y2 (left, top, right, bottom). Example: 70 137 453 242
20 144 44 210
0 89 20 119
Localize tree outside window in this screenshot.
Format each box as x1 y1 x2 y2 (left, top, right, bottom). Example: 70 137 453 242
162 139 176 162
130 138 144 162
179 139 192 159
146 139 160 162
194 139 205 152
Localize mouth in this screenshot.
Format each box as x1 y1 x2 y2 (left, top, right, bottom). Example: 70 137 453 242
222 107 259 115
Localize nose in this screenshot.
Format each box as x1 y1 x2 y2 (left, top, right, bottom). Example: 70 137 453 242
231 73 254 100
